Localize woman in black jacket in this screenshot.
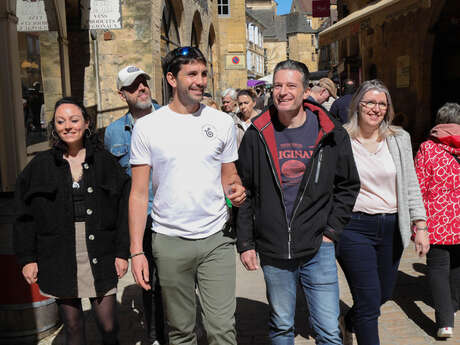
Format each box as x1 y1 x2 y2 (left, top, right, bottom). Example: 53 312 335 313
14 97 130 345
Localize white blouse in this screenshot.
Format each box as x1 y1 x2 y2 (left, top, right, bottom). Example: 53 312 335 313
352 138 398 214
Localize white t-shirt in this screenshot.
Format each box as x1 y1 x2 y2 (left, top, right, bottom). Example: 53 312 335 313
130 104 238 239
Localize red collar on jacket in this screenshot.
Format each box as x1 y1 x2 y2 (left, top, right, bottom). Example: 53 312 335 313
251 100 336 185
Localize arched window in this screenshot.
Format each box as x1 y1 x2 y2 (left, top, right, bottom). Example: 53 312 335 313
207 30 216 97
161 1 181 55
161 1 181 103
191 25 198 47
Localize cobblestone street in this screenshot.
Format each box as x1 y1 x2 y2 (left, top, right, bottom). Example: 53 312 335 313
38 247 460 345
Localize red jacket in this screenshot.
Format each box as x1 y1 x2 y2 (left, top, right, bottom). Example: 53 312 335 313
415 127 460 245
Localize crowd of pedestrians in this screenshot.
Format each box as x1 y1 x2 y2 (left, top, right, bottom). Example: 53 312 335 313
13 46 459 345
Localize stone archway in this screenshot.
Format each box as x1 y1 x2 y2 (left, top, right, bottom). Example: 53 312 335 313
191 11 203 48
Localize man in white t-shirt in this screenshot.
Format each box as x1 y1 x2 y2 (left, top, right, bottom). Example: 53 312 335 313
129 46 246 345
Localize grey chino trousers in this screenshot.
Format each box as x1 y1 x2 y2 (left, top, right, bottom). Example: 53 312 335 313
152 230 237 345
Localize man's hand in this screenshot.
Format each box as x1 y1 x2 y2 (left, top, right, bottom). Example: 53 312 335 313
22 262 38 285
240 249 259 271
115 258 128 279
226 183 246 207
322 235 333 243
131 254 151 290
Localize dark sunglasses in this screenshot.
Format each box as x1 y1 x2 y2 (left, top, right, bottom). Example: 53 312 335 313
166 46 204 73
172 46 199 57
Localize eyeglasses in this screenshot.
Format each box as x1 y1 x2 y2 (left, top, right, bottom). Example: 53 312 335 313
360 100 388 110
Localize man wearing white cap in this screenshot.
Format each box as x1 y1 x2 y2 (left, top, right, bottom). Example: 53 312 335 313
104 66 164 345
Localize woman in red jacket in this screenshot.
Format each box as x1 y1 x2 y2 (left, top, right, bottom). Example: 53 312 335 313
415 102 460 338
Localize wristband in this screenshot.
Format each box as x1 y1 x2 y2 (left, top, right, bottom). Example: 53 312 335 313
416 226 428 231
129 252 145 259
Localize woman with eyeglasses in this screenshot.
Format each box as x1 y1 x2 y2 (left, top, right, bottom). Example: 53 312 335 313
414 102 460 339
336 80 429 345
14 97 130 345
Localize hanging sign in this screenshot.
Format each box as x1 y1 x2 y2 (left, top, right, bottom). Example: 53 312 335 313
312 0 330 18
396 55 410 88
81 0 122 30
16 0 50 32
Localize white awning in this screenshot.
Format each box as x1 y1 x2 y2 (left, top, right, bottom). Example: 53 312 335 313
259 74 273 84
319 0 431 46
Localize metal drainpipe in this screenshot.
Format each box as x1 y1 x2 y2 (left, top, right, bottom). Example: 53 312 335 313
90 30 102 128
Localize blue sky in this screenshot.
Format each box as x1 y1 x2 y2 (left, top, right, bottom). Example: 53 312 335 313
277 0 293 15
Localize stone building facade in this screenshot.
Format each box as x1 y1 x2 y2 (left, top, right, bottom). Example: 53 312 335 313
34 0 220 128
217 0 248 91
319 0 460 144
248 0 333 76
246 11 265 79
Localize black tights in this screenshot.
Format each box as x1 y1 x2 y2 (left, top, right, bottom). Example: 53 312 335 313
57 294 119 345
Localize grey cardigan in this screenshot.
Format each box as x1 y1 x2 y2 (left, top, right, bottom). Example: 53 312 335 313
387 128 427 248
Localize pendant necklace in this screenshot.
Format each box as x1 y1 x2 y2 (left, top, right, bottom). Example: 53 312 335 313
72 170 83 189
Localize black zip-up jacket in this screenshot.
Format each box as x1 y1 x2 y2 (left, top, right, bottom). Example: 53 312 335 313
14 138 130 297
235 100 360 260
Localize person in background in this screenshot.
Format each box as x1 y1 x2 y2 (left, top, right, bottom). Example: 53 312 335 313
15 97 130 345
254 86 265 111
203 97 219 109
337 80 430 345
309 78 337 110
330 79 356 124
28 81 44 131
104 66 164 345
221 88 238 115
233 89 260 147
415 102 460 339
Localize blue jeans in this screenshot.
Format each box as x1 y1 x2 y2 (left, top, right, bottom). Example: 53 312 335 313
261 241 342 345
337 212 403 345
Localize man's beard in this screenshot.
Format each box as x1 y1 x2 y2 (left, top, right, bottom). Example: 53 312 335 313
134 95 152 110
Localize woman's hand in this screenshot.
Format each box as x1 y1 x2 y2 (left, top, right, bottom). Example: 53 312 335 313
414 221 430 257
22 262 38 284
115 258 129 279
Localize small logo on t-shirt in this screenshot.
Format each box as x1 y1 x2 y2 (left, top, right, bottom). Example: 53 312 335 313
202 124 217 139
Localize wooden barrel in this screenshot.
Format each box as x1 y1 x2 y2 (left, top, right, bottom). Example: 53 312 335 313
0 219 61 343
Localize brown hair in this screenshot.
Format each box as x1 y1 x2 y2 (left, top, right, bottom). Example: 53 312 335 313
237 89 257 102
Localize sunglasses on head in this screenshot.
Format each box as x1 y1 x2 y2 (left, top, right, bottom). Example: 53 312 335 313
166 46 203 73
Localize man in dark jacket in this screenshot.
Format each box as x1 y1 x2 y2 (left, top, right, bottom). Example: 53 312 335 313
330 79 356 124
236 60 360 345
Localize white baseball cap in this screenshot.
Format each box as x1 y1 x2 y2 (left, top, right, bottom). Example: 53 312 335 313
117 66 150 90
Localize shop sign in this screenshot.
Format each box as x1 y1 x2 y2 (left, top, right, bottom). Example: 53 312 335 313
81 0 122 30
312 0 330 18
396 55 410 88
16 0 52 32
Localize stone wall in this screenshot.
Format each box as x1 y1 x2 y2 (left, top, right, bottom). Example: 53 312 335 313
38 0 220 128
356 3 445 145
264 41 287 75
217 0 248 92
39 32 64 123
288 33 318 72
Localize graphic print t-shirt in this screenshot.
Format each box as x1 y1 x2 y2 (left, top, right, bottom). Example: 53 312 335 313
274 110 319 221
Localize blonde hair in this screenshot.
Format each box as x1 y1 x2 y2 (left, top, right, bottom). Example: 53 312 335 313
344 79 397 140
203 98 218 109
